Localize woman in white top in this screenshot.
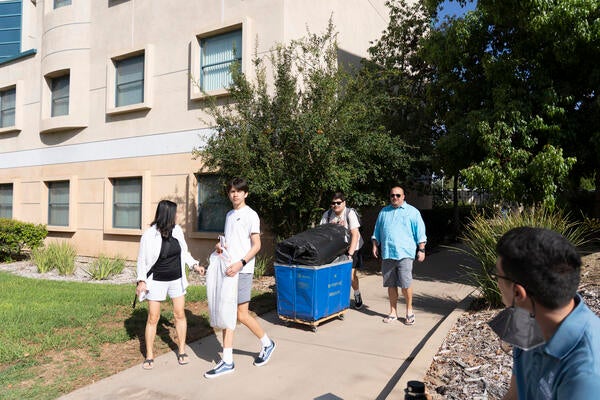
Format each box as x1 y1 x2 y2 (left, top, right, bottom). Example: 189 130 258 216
135 200 199 370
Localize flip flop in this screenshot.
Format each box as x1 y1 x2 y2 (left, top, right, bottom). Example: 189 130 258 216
142 359 154 370
177 352 189 365
382 315 398 323
405 314 415 325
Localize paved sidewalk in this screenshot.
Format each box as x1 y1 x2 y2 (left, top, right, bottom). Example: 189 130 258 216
60 249 477 400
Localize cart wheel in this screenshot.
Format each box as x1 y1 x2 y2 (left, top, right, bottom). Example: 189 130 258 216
339 313 345 320
311 326 318 332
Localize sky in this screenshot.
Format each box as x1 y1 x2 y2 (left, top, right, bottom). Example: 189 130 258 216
437 0 477 20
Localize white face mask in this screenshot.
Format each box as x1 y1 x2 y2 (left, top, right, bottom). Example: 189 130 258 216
488 299 545 351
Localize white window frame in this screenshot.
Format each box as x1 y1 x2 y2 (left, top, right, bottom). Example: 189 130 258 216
0 183 13 219
103 172 150 235
47 180 69 226
190 19 252 100
0 81 22 134
50 73 70 117
106 45 153 115
42 176 77 232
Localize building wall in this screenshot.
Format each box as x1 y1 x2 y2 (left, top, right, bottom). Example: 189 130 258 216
0 0 390 261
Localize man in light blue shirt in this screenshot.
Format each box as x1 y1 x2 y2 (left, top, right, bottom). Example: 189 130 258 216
371 186 427 325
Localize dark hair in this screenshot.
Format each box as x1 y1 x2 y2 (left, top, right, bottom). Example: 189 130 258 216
332 192 346 202
496 227 581 309
151 200 177 238
226 177 249 193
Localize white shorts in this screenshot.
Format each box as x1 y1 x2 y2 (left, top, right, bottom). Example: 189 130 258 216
146 279 186 301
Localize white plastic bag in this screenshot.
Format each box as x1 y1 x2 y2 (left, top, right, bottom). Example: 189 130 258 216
206 250 238 330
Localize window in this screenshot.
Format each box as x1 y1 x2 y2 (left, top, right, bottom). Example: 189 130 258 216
0 183 12 219
48 180 69 226
200 29 242 92
0 86 15 127
115 54 144 107
197 175 228 231
113 177 142 229
54 0 71 9
0 0 22 61
51 74 69 117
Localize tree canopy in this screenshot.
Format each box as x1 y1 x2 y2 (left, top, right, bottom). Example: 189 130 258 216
370 0 600 213
194 21 410 237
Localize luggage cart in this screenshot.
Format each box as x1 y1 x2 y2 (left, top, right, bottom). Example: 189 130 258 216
274 259 352 332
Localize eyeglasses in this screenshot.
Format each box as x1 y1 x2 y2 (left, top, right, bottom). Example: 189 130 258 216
490 271 514 282
390 194 403 198
331 201 343 206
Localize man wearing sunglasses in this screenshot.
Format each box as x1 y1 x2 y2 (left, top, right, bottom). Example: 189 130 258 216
371 186 426 325
493 227 600 400
320 192 364 309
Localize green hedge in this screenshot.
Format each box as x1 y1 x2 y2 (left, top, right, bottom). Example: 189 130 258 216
0 219 47 261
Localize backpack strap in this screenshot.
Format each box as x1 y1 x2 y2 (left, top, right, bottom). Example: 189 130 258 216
327 208 334 223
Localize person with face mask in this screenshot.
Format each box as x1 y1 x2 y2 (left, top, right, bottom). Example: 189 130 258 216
490 227 600 400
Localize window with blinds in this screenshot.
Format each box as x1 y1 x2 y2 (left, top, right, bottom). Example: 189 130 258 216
0 183 12 219
48 181 69 226
0 86 15 127
51 74 70 117
200 30 242 92
115 55 144 107
54 0 72 9
112 177 142 229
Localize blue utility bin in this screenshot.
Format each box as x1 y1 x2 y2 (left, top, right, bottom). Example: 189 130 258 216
274 259 352 331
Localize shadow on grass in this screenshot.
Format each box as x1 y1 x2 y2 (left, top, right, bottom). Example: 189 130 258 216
124 307 213 358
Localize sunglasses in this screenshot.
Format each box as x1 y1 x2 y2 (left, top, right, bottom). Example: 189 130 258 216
331 201 343 206
390 194 403 198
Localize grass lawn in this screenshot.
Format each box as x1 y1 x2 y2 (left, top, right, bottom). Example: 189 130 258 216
0 271 276 399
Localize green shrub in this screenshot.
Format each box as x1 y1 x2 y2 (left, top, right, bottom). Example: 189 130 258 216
84 254 126 280
254 254 273 278
31 246 54 273
457 206 590 308
0 218 47 262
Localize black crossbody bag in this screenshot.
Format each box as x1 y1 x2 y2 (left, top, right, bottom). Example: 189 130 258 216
132 237 172 308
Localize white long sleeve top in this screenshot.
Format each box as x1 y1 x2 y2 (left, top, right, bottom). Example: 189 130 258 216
136 224 198 292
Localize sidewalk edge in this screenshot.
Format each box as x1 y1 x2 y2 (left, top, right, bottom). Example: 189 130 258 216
394 290 476 397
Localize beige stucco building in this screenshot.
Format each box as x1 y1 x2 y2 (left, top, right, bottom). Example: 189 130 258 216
0 0 389 261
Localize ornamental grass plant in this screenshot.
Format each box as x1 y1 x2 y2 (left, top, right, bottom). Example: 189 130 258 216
84 254 126 280
457 206 590 308
31 241 77 275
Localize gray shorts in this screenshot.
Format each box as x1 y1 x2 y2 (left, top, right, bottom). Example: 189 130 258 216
382 258 413 288
237 272 252 304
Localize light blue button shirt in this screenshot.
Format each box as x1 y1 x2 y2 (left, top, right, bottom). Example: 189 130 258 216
513 295 600 399
371 203 427 260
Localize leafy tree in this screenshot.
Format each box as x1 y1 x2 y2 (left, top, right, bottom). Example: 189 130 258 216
194 21 410 237
364 0 436 190
422 0 599 211
370 0 599 214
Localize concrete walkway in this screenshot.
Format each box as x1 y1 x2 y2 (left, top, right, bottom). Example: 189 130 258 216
60 249 477 400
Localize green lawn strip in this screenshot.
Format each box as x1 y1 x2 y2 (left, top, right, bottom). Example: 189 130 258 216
0 271 208 364
0 271 276 399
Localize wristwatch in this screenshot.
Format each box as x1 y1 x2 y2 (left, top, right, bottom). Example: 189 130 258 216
241 258 247 266
417 248 425 254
